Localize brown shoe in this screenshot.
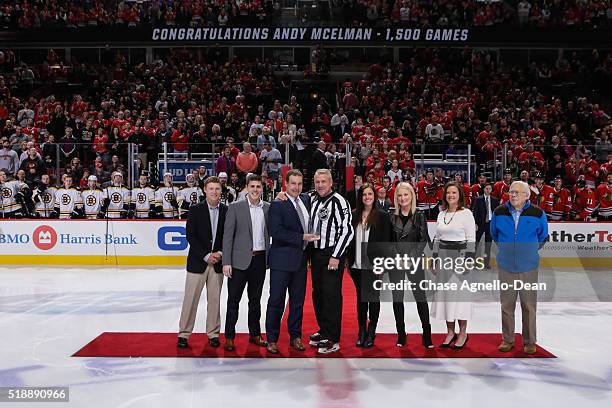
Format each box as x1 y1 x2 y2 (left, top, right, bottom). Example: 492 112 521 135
524 344 537 355
498 341 514 352
224 338 235 352
267 342 279 354
249 335 268 347
290 338 306 351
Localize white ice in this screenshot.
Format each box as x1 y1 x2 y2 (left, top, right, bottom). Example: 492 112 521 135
0 266 611 408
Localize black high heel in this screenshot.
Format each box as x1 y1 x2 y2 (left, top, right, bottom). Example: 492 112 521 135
452 334 469 350
422 324 433 349
356 325 367 347
439 333 457 348
363 325 377 348
396 332 407 347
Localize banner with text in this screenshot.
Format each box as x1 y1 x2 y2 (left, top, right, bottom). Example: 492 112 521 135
0 220 609 265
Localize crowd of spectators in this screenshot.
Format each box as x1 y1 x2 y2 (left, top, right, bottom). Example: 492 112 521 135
0 44 610 219
334 0 512 27
1 0 610 30
0 0 275 30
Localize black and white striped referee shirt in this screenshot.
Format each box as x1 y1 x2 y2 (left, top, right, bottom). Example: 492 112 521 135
308 190 354 259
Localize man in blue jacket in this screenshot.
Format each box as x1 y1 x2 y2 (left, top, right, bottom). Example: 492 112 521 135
490 181 548 355
265 169 319 354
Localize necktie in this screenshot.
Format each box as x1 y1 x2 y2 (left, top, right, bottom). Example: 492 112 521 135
486 196 491 222
294 197 308 249
210 207 218 246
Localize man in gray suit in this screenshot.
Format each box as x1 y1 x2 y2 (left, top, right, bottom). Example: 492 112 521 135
222 174 270 351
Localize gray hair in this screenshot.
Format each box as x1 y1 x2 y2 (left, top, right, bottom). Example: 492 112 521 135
314 168 332 179
510 181 530 199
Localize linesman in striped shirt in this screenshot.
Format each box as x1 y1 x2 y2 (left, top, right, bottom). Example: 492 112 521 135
282 168 354 354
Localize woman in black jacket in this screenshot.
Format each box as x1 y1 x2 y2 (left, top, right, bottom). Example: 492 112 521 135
347 183 393 348
389 182 434 348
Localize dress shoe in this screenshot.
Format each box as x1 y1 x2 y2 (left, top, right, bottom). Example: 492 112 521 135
452 334 469 350
524 344 537 355
439 333 457 348
177 337 188 348
498 341 514 352
290 338 306 351
266 342 279 354
224 339 235 352
208 337 220 348
422 324 434 349
249 335 268 347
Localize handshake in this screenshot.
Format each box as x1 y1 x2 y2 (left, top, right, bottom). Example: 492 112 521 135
303 233 320 242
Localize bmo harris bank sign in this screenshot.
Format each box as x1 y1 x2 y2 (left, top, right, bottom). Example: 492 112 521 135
0 220 188 257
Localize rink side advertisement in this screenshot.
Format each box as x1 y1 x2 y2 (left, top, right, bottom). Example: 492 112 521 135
0 220 609 266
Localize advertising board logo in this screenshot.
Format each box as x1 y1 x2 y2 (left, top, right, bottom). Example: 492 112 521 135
33 225 58 250
158 226 187 250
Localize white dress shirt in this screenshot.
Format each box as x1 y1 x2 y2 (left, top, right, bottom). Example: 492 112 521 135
290 194 310 231
249 197 266 251
204 200 221 262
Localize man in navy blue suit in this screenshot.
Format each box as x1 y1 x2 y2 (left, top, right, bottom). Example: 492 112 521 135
265 169 319 354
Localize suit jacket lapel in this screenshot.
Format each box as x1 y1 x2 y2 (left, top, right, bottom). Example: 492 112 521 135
263 202 270 246
244 199 253 241
201 204 213 248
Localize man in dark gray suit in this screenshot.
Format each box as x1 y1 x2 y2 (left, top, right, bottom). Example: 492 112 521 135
222 174 270 351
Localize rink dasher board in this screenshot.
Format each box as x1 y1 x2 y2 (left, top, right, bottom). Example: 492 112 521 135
0 220 609 267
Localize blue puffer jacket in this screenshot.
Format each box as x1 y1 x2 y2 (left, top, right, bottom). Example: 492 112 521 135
490 201 548 272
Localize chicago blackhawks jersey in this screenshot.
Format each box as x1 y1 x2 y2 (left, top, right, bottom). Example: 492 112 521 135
492 181 511 200
595 183 612 219
54 187 83 219
548 187 572 221
530 184 554 211
82 188 105 219
415 180 441 210
571 187 596 220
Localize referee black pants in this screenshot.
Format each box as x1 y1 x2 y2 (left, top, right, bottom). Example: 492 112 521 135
311 247 344 343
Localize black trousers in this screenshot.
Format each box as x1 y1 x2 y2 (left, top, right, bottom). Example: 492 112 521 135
476 221 493 266
265 252 308 343
388 268 430 334
311 247 344 343
349 267 380 330
224 253 267 339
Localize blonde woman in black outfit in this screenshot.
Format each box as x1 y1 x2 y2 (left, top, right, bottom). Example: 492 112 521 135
388 182 434 348
347 183 392 348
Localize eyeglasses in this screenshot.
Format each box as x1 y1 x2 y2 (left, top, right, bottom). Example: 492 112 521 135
508 190 524 196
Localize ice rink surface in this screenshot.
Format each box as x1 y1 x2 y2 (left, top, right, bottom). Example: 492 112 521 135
1 266 611 408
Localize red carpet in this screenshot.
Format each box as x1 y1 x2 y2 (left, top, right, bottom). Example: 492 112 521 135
73 272 555 358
